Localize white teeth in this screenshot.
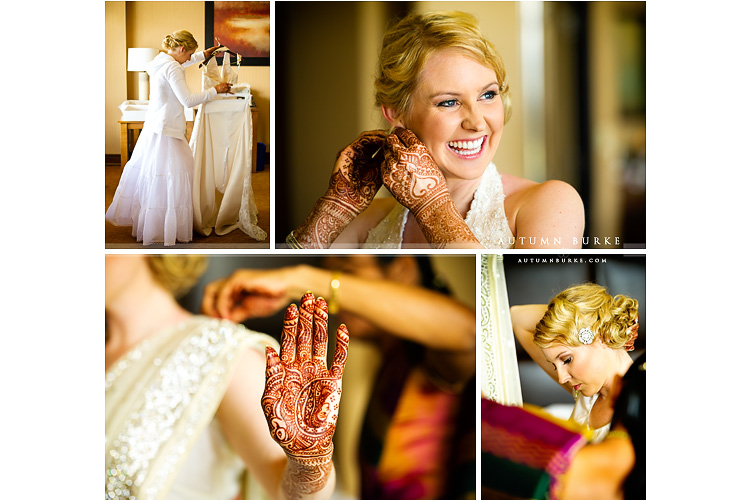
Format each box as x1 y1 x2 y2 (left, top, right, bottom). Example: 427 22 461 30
448 137 484 155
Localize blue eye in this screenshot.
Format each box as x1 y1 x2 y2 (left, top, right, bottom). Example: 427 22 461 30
481 90 499 100
437 99 459 108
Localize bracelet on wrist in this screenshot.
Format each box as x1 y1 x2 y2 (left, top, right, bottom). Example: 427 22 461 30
286 231 304 249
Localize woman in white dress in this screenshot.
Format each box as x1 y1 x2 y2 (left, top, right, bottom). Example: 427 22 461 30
510 283 639 443
106 30 231 246
286 11 584 250
105 255 349 500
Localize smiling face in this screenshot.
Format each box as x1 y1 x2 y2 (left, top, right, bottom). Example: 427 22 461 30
394 48 504 183
542 341 617 397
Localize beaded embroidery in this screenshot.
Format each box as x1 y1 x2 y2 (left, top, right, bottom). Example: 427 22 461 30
105 319 256 500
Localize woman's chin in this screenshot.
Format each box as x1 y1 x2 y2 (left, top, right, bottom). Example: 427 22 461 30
439 157 491 182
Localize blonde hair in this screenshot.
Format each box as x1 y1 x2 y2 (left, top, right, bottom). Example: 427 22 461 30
162 30 199 52
147 255 208 298
375 11 512 124
534 283 638 350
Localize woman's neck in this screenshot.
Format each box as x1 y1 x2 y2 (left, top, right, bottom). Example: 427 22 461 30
105 280 191 370
445 177 482 218
600 350 634 400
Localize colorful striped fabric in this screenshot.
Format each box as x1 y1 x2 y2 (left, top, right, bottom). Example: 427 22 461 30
481 399 590 500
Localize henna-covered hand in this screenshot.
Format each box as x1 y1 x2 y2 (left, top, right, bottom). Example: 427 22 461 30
262 293 349 495
293 131 386 248
382 128 480 247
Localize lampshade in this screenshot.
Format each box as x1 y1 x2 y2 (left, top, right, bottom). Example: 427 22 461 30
127 48 159 72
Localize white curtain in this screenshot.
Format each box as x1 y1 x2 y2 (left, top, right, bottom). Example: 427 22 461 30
480 254 523 405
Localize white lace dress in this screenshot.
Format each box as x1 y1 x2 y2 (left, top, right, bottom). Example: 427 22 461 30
364 163 515 248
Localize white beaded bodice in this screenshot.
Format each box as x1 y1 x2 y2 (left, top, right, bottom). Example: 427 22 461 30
364 163 514 248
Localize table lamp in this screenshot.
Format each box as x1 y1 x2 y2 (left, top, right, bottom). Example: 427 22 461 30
128 48 159 101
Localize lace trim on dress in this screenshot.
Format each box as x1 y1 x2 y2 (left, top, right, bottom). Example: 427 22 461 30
464 164 514 249
362 202 410 249
364 163 514 249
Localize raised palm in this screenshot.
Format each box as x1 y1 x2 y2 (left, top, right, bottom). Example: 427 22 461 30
261 293 349 463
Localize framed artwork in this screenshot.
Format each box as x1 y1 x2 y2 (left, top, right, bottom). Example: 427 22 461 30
205 1 270 66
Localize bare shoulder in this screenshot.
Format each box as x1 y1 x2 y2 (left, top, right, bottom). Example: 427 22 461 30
499 172 539 198
222 346 267 400
332 195 398 246
528 180 583 210
502 175 584 249
505 177 582 219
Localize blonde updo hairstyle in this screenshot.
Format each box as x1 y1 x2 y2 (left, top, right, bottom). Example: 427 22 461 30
534 283 638 350
162 30 199 52
147 255 208 299
375 11 512 125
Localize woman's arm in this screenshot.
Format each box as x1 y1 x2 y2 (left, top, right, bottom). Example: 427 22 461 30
165 63 218 108
509 180 585 249
510 303 573 394
204 264 475 384
203 264 476 352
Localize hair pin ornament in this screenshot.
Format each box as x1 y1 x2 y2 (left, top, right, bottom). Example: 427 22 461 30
578 327 594 345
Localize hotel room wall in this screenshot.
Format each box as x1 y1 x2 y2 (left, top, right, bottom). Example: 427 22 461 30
105 2 127 157
104 1 271 157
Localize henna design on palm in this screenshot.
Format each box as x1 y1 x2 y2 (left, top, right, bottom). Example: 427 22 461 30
294 131 386 248
262 293 349 465
382 128 479 246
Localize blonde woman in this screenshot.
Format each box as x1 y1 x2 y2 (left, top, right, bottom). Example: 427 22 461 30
106 30 230 246
287 11 584 249
105 255 349 499
510 283 639 442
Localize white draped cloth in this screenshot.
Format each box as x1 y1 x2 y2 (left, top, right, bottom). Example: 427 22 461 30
189 54 266 240
480 254 523 405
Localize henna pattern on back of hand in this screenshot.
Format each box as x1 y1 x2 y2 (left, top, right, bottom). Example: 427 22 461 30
262 293 350 496
322 131 385 215
295 131 386 248
382 128 480 247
